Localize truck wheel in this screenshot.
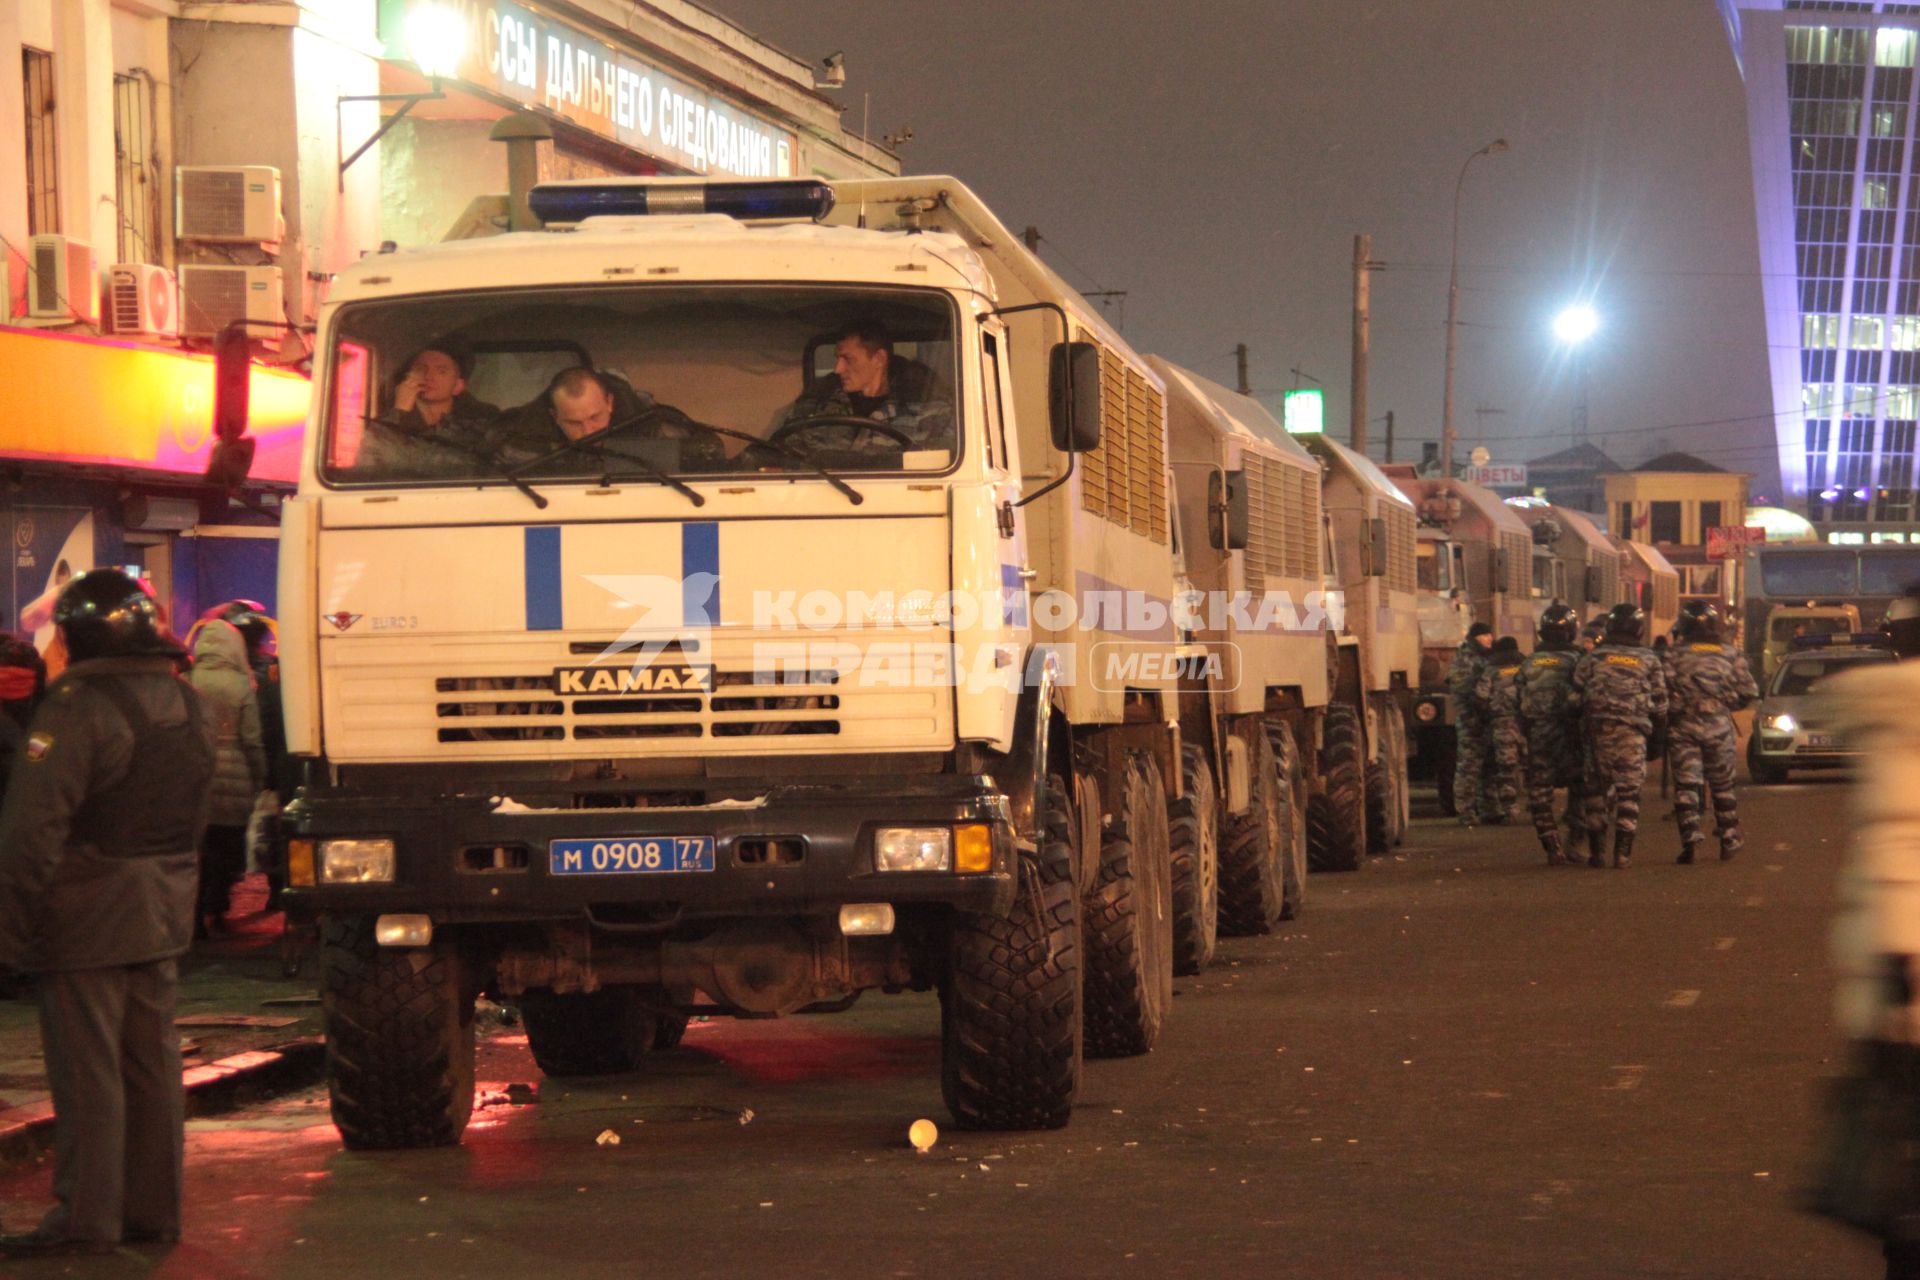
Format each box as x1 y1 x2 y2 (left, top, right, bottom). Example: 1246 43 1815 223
1366 705 1410 853
1169 744 1220 976
321 915 475 1151
1391 707 1412 844
1219 729 1285 935
1082 752 1174 1059
942 774 1082 1130
655 1014 690 1050
519 986 660 1077
1309 703 1368 872
1271 722 1309 921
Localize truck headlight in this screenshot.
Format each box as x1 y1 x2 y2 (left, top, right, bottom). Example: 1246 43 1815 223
1764 713 1798 733
320 838 396 884
1415 701 1438 723
875 827 951 872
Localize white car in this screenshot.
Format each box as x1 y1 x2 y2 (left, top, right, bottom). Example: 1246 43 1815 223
1747 636 1894 784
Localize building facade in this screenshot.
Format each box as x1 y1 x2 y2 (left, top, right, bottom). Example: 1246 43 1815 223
1603 452 1752 616
1721 0 1920 542
1 0 895 637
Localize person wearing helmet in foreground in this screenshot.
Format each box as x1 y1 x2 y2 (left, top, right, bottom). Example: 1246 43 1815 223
1570 602 1669 869
1662 601 1759 864
1449 621 1498 825
0 570 215 1257
1519 602 1586 865
1813 587 1920 1277
1478 636 1528 823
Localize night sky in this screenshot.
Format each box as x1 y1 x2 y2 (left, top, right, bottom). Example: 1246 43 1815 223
709 0 1779 498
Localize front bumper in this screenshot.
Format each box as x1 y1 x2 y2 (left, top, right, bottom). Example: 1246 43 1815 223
280 774 1018 925
1752 728 1858 769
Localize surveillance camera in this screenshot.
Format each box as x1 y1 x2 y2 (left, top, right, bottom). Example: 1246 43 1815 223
819 50 846 88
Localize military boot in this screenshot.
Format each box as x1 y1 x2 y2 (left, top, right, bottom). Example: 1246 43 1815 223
1613 830 1635 870
1587 827 1607 868
1676 838 1700 865
1541 832 1565 866
1720 828 1743 862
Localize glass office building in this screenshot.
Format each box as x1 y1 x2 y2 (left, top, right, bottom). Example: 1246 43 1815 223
1723 0 1920 538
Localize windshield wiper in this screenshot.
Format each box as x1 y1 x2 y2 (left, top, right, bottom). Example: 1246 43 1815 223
671 418 864 506
361 414 549 510
507 406 705 508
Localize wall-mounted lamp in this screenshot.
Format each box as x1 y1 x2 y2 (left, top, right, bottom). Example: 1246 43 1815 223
817 50 846 90
336 6 467 188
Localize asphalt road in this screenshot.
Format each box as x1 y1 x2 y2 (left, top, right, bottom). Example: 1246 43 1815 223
0 775 1880 1279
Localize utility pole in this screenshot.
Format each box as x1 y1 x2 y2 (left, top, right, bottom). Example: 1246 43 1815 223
1384 410 1395 463
1235 343 1250 395
1022 225 1041 254
1440 138 1509 480
1351 233 1373 454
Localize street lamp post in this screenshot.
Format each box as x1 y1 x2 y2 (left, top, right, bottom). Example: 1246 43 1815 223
1440 138 1509 479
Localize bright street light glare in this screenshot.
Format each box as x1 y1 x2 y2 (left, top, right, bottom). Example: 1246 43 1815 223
405 5 467 80
1553 304 1600 345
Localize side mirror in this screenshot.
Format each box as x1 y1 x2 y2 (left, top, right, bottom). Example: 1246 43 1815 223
1209 469 1250 550
208 324 254 487
1493 546 1508 585
1366 517 1388 578
1048 341 1102 453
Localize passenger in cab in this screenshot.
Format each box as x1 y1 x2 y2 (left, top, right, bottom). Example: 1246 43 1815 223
354 345 500 478
779 321 953 453
495 367 730 474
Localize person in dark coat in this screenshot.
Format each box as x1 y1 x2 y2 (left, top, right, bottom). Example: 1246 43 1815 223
0 622 47 803
187 619 264 934
0 570 214 1257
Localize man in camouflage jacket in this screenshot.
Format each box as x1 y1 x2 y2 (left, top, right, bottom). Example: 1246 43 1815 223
1663 602 1759 863
1448 623 1495 824
1571 604 1669 869
1518 604 1585 865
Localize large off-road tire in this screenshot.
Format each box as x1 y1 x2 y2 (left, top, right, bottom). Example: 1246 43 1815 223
1271 721 1309 922
654 1013 690 1050
1219 728 1285 936
1434 730 1459 817
1308 703 1368 872
519 986 660 1077
942 775 1083 1130
1366 703 1409 853
1082 752 1174 1059
1390 706 1411 844
1169 744 1220 976
321 915 475 1151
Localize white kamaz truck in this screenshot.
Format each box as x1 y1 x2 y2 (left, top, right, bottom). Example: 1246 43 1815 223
240 177 1229 1148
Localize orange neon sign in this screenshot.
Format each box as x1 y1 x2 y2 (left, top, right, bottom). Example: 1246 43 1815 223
0 327 309 483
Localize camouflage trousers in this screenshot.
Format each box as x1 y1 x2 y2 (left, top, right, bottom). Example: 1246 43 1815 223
1526 740 1584 852
1671 719 1741 848
1583 721 1649 836
1453 719 1493 819
1488 718 1525 819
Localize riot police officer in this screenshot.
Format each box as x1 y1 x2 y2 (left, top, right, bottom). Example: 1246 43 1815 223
1519 603 1585 865
1571 603 1669 869
1664 601 1759 863
0 571 215 1256
1481 636 1527 823
1449 622 1496 824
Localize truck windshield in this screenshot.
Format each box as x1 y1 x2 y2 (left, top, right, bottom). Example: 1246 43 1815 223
1859 549 1920 595
320 285 959 485
1417 541 1451 592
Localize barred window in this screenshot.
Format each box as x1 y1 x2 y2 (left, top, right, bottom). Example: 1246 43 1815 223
113 74 159 264
23 48 57 235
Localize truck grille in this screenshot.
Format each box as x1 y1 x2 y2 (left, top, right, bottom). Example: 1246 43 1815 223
323 635 951 760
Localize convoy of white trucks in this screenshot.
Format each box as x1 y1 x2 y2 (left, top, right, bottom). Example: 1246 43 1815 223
215 170 1668 1150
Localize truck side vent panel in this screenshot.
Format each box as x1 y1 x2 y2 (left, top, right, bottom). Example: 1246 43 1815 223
1386 506 1418 593
1080 344 1167 544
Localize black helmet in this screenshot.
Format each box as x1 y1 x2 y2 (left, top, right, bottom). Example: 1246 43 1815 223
1492 635 1521 656
54 569 176 662
1674 600 1722 643
1888 589 1920 658
198 599 276 659
1537 602 1580 647
1603 602 1647 646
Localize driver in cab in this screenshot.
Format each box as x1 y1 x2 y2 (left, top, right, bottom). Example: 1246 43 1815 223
496 367 730 474
778 321 952 454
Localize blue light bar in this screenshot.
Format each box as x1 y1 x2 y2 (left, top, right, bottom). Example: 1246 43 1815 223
1787 631 1892 652
527 181 835 224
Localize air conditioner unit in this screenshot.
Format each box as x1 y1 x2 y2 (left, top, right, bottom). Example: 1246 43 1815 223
176 165 284 245
27 234 98 323
179 264 283 338
106 263 179 338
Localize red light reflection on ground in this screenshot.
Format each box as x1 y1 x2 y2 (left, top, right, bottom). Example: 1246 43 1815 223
693 1025 938 1086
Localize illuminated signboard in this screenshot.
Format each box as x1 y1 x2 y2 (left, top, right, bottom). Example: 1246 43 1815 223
378 0 796 179
1281 388 1324 435
0 329 308 484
